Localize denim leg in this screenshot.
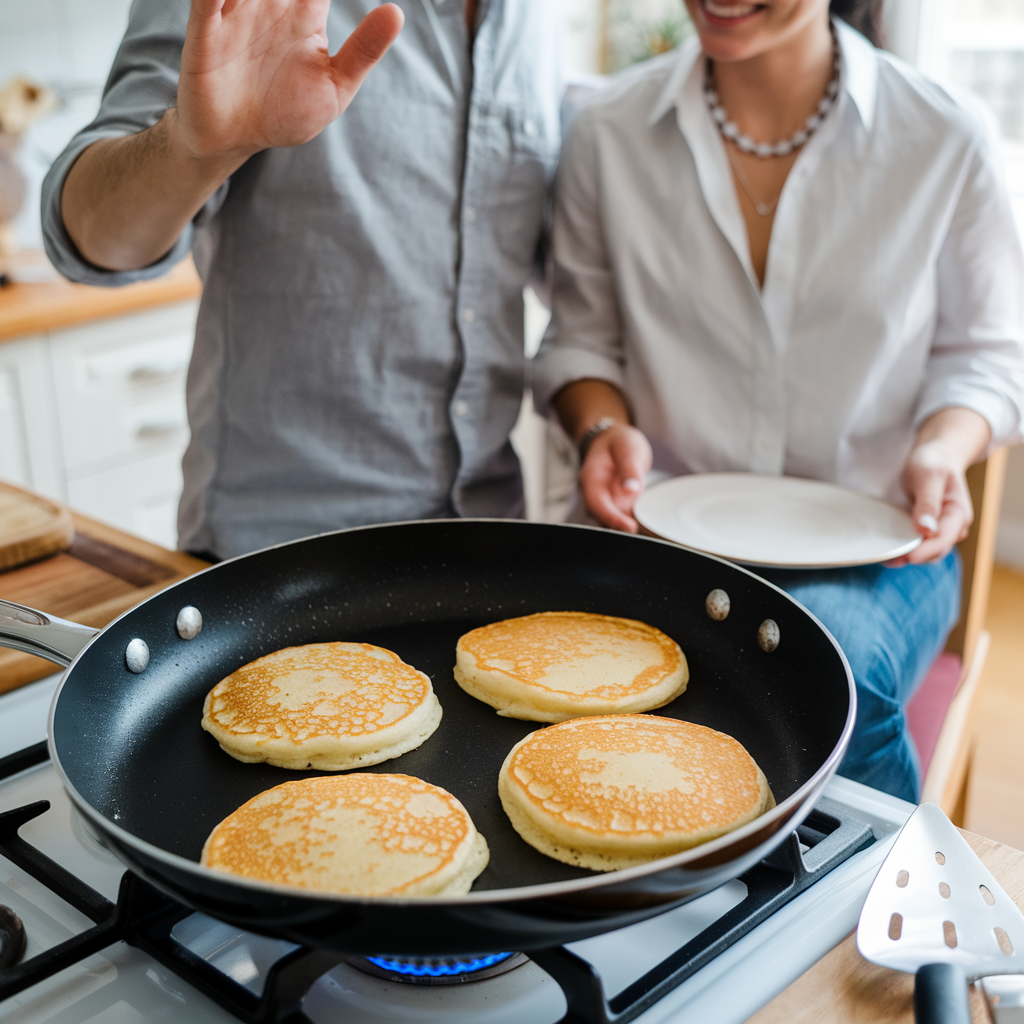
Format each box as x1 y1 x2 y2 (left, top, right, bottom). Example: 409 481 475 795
762 552 961 803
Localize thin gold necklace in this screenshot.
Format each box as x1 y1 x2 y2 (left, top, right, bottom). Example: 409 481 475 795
724 145 780 218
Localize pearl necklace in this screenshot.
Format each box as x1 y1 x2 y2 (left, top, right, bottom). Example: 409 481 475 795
703 26 842 159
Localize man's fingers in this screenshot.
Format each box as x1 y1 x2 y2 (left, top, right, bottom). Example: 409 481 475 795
330 3 404 98
190 0 226 20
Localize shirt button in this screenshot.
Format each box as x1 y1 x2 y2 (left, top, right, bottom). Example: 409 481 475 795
454 400 469 417
462 308 476 323
523 118 535 135
464 206 477 222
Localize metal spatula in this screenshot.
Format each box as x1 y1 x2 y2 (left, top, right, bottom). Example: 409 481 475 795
858 802 1024 1024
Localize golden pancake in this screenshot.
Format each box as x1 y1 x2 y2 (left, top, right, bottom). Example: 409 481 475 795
202 642 442 770
454 612 688 722
201 774 489 897
498 715 773 871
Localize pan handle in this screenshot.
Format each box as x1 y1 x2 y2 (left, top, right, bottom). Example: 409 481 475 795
0 599 100 667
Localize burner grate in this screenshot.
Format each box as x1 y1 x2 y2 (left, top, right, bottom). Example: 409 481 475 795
533 803 874 1023
0 746 875 1024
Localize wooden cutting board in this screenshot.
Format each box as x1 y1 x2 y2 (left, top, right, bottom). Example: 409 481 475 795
748 828 1021 1023
0 492 207 694
0 481 75 571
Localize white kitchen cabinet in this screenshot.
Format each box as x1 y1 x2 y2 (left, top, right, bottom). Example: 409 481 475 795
66 446 185 551
49 300 198 549
0 298 198 550
0 334 65 499
48 301 195 475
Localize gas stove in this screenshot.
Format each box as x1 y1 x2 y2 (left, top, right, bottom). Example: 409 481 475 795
0 673 914 1024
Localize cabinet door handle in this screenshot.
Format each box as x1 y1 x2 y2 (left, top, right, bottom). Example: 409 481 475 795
135 418 186 441
128 358 189 383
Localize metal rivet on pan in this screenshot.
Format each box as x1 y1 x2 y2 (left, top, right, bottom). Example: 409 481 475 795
125 638 150 673
705 589 730 621
758 619 780 652
176 606 203 640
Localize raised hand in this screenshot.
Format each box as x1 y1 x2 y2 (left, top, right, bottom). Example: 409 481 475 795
62 0 403 271
177 0 405 160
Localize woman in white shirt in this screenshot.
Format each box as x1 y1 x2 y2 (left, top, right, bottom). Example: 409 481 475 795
533 0 1024 800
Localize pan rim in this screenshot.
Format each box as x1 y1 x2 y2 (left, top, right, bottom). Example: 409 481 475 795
47 518 858 906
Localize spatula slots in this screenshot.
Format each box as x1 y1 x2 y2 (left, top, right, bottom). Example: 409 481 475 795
858 802 1024 1024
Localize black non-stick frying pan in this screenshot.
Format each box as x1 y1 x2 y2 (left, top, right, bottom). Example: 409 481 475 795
0 519 855 956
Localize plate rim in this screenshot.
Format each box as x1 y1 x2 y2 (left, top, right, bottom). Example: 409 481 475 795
634 472 924 569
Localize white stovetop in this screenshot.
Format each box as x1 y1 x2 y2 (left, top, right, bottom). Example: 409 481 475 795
0 674 914 1024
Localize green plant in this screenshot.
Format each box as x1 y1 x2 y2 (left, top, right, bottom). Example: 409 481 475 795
604 0 693 73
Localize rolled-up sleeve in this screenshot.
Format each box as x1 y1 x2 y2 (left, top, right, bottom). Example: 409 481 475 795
532 108 627 414
916 127 1024 447
41 0 200 287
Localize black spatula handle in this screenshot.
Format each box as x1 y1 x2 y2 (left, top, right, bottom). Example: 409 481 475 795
915 964 970 1024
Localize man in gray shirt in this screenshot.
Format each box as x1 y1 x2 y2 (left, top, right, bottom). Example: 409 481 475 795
43 0 560 558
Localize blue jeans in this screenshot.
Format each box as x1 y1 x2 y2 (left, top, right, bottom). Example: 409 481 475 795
762 552 961 803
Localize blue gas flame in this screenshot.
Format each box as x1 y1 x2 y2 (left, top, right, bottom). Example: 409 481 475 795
364 953 514 977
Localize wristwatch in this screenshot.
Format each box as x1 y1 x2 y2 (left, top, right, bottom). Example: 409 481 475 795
578 416 617 463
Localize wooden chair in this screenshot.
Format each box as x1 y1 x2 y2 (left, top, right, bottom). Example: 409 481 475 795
909 448 1008 825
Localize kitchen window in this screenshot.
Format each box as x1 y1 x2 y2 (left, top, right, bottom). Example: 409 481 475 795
909 0 1024 234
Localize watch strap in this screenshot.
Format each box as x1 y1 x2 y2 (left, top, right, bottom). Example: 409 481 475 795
578 416 618 463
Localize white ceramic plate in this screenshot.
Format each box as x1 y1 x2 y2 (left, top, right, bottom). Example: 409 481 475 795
634 473 922 568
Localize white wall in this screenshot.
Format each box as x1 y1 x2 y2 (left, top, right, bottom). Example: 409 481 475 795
0 0 135 250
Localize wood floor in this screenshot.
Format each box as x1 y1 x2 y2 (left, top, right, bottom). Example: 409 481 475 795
964 563 1024 848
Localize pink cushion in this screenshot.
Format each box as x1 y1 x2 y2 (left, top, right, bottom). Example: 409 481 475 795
906 653 963 777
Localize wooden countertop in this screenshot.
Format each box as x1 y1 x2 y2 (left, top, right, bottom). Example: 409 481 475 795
0 256 201 343
0 502 208 693
751 828 1020 1023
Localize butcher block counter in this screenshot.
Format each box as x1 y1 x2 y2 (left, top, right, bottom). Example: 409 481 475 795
0 255 201 343
0 496 207 693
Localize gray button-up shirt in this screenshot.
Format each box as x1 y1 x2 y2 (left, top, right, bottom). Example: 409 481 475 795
42 0 561 558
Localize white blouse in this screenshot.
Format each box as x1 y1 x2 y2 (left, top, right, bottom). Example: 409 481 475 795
533 21 1024 503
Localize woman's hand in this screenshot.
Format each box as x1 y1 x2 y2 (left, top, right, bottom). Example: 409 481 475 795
580 424 653 533
888 407 991 566
551 378 654 533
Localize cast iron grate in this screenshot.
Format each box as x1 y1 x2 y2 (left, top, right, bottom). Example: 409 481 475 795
0 743 874 1024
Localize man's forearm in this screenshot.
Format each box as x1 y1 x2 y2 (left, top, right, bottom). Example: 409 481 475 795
61 108 251 272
